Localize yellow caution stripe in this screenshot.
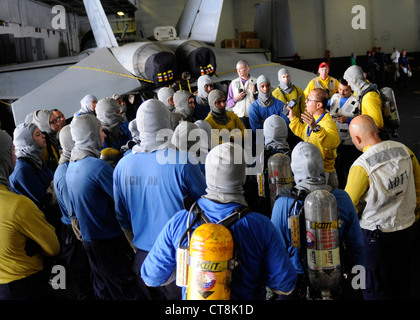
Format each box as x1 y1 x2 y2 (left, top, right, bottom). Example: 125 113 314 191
0 100 12 106
69 66 154 83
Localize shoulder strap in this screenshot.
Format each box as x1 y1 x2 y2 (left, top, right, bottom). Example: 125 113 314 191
179 197 251 250
358 86 379 104
192 202 211 225
178 200 204 249
217 206 251 229
182 195 250 229
191 202 250 229
183 195 211 224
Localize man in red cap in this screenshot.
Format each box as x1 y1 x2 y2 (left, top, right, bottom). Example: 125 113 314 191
304 62 339 99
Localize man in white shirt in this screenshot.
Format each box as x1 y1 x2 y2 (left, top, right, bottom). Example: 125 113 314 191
226 60 258 129
390 47 400 82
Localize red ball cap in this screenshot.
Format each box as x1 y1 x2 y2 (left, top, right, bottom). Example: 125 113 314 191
319 62 329 69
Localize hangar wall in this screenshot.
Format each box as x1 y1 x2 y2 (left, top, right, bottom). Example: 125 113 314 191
323 0 420 59
0 0 80 59
0 0 419 61
231 0 420 59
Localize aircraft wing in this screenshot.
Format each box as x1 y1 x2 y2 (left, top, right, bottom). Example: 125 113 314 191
0 53 91 100
11 47 142 125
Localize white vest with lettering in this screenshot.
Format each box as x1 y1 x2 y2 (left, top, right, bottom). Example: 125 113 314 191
352 140 416 232
230 76 257 118
329 93 360 145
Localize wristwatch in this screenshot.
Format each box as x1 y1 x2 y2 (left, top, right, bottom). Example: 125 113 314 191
312 124 321 132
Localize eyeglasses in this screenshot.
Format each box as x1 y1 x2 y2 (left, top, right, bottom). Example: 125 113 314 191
305 97 320 103
215 99 226 104
50 115 64 125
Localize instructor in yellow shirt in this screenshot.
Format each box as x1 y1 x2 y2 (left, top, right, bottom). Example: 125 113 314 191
287 88 340 188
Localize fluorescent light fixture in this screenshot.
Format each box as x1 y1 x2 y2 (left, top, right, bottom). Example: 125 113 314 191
117 11 125 16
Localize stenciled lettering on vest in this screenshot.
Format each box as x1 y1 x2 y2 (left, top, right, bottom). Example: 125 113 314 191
147 176 158 186
387 170 409 191
125 175 158 186
125 175 141 186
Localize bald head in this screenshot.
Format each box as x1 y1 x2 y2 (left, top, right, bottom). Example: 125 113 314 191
350 115 378 135
349 115 381 151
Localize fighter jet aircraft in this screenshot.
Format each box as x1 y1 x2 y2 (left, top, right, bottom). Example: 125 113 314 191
0 0 315 125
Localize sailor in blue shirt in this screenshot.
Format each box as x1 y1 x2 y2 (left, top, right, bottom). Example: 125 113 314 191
66 114 139 300
249 75 294 153
271 141 365 299
96 97 132 152
113 99 207 300
9 122 63 257
249 75 289 132
9 122 54 210
54 125 74 226
141 143 297 300
53 124 94 300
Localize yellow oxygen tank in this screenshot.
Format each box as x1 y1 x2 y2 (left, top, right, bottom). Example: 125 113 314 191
100 147 121 167
187 223 234 300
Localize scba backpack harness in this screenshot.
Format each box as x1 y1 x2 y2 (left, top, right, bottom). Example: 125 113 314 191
176 198 250 300
358 86 400 139
286 188 343 300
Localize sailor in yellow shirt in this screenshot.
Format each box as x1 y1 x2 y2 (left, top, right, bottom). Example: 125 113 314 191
272 68 306 121
205 89 247 147
343 65 384 133
0 130 60 299
287 88 340 188
304 62 339 99
272 68 306 149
